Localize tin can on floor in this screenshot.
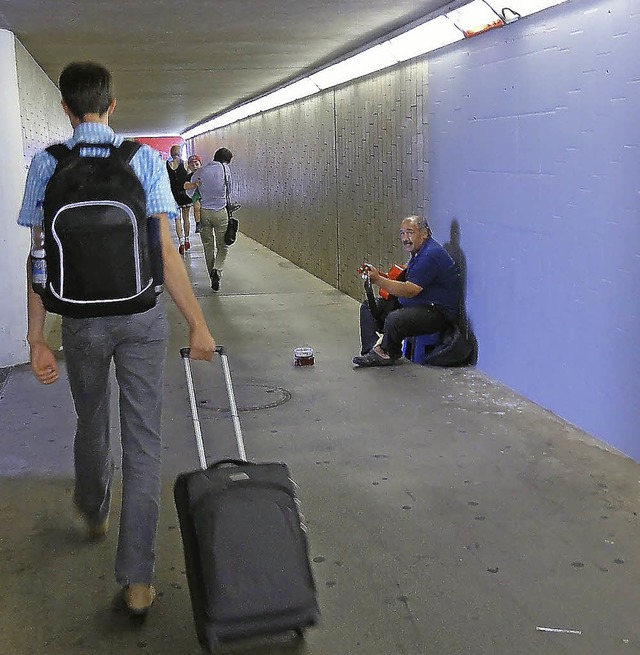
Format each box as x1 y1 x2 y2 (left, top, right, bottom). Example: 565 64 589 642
293 347 314 366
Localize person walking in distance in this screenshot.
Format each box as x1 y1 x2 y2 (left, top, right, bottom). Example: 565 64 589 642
187 147 236 291
17 61 216 617
166 144 193 254
186 154 203 234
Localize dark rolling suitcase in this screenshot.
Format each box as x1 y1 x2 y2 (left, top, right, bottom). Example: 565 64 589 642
174 346 320 651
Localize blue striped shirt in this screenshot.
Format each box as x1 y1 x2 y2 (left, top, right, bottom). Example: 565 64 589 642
18 122 178 226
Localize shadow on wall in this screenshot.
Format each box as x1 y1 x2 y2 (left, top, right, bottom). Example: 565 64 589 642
443 219 478 365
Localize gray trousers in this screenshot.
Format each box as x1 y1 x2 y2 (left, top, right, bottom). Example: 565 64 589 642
61 300 168 586
199 207 229 275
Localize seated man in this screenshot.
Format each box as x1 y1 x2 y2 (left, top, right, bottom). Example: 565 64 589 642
353 215 460 367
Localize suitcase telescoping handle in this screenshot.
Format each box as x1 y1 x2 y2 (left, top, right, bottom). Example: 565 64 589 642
180 345 247 469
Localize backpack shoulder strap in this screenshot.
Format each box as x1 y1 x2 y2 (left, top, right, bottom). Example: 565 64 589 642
115 140 142 164
46 143 73 163
47 140 142 164
221 162 231 205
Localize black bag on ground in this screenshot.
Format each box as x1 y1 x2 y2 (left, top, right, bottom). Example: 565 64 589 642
423 320 475 366
39 141 162 318
174 347 320 651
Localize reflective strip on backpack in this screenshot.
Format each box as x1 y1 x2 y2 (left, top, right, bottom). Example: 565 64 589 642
50 200 149 304
47 279 155 305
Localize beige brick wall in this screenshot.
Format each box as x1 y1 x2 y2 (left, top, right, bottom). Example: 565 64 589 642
191 57 428 300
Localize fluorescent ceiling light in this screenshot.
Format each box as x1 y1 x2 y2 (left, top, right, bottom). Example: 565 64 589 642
213 105 255 127
182 79 320 138
122 132 183 138
182 121 215 140
446 0 503 37
182 0 570 138
183 103 260 138
484 0 570 19
309 43 399 90
387 15 464 61
253 79 320 112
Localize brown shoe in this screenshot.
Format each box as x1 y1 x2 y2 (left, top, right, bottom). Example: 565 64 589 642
123 584 156 617
352 349 396 367
87 516 109 540
74 498 109 541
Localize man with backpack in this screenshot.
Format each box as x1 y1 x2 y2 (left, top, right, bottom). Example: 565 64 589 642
17 61 216 617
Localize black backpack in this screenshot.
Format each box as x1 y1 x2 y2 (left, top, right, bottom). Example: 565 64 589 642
423 319 477 367
38 141 163 318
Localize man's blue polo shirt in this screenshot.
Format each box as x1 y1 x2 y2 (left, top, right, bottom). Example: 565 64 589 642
401 237 460 319
18 122 177 227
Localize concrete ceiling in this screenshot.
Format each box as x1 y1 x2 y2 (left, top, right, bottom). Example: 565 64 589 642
1 0 455 136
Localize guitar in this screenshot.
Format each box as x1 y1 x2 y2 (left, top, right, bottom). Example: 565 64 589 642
361 263 406 332
378 264 406 300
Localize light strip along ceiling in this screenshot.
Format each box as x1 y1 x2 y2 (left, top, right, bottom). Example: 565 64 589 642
182 0 570 139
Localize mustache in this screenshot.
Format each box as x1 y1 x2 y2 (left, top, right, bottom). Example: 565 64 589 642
402 240 413 246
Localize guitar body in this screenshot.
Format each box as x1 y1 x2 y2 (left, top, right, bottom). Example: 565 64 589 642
362 263 407 332
379 264 406 300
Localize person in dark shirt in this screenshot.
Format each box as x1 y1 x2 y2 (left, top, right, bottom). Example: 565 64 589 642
186 154 202 233
166 144 193 254
354 215 460 367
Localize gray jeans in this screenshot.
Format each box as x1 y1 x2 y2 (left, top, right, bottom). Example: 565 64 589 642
61 300 168 586
199 207 229 275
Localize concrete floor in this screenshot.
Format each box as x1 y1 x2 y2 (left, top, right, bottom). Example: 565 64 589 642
1 234 639 655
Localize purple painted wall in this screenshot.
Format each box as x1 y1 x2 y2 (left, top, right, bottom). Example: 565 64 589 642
428 0 640 459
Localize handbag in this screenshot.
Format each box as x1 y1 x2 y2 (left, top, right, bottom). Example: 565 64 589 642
423 320 476 367
224 216 239 246
222 163 240 245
